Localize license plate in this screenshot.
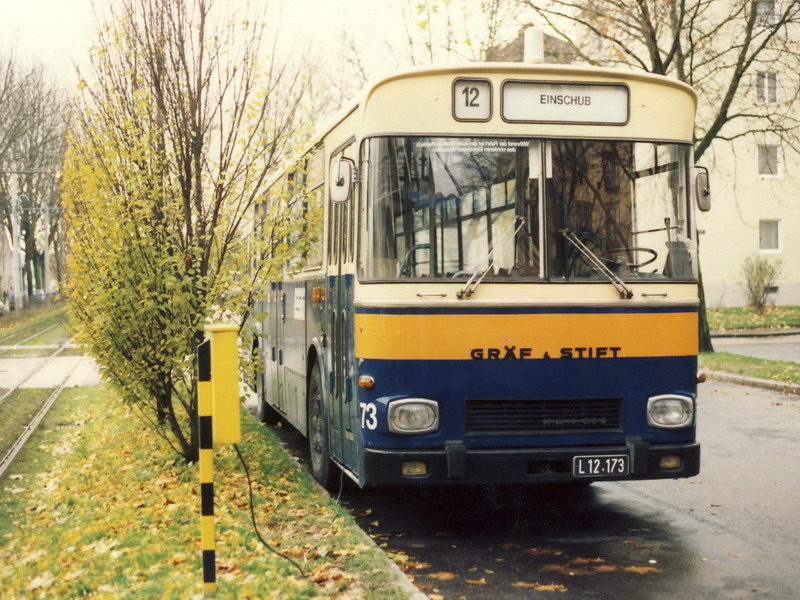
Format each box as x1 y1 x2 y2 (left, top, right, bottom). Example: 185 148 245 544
572 455 629 477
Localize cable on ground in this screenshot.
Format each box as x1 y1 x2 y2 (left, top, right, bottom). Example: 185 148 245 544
233 443 306 577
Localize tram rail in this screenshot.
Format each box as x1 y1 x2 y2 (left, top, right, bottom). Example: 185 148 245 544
0 309 66 350
0 362 77 477
0 340 71 407
0 310 79 477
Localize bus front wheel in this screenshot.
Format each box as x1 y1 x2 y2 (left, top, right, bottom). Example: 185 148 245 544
307 363 335 489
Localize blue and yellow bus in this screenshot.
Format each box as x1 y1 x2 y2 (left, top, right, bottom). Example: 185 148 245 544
254 46 709 488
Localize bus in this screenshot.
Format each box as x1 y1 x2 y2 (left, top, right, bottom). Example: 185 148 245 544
253 43 710 489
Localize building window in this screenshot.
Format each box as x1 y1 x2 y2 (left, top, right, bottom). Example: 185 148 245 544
755 0 778 26
756 72 777 103
759 219 781 251
757 144 781 176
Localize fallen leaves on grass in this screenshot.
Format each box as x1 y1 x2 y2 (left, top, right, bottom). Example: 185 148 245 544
26 571 54 592
0 387 405 599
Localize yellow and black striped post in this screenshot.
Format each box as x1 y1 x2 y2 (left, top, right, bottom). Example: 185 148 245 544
197 325 242 594
197 338 216 594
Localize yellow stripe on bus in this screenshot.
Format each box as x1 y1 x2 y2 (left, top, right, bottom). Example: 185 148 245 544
354 311 698 360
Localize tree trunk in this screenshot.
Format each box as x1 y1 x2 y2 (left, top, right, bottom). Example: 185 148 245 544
698 262 714 353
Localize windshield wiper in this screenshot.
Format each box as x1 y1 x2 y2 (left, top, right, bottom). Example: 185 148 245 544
457 217 526 299
559 228 634 299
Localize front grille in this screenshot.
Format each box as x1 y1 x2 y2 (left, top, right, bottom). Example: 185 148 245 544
465 397 622 435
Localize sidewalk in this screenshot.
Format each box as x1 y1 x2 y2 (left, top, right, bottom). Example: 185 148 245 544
0 355 102 389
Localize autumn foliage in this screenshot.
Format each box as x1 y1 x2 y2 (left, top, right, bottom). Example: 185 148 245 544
61 0 308 461
0 387 408 598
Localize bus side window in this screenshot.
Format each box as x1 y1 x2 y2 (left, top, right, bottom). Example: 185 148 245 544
305 187 324 268
304 149 324 269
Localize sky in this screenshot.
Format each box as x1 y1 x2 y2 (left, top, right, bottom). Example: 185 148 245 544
0 0 96 77
0 0 394 86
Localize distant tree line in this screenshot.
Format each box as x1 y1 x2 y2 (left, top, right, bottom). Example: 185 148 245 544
0 53 68 306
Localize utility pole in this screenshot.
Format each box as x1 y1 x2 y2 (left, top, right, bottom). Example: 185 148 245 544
10 169 23 311
43 205 50 299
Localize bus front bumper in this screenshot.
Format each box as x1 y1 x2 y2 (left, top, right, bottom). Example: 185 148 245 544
361 439 700 486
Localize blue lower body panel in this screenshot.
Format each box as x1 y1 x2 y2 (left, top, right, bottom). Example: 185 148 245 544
355 355 700 486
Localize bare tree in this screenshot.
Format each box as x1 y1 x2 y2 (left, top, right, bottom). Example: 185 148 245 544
0 52 22 170
13 66 68 299
0 52 25 300
0 55 68 304
393 0 513 65
315 0 516 119
521 1 800 156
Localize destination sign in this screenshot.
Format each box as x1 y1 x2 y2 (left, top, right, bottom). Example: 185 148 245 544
502 81 629 124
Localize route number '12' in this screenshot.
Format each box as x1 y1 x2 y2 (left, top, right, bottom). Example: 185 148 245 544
462 86 480 107
453 78 491 121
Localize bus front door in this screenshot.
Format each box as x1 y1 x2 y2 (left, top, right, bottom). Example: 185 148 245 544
267 281 287 418
329 198 347 469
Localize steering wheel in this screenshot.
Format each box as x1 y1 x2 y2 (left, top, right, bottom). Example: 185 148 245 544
397 243 430 277
602 247 658 270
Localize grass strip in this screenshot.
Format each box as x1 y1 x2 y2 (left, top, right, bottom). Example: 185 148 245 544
706 306 800 332
0 385 411 599
0 304 67 340
22 320 72 347
699 351 800 387
0 389 52 460
1 347 67 359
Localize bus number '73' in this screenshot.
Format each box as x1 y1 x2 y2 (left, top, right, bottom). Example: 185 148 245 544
360 402 378 430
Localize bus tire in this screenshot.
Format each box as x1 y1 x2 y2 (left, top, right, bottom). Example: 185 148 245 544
307 362 335 489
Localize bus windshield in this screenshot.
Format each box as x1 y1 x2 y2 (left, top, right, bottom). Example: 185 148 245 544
363 136 695 283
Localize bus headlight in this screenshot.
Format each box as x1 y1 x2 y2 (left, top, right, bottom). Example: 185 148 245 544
647 394 694 428
388 399 439 434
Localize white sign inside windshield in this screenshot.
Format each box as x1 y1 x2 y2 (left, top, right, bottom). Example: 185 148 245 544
415 138 528 153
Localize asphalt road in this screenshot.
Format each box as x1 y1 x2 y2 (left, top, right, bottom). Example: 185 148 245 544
713 333 800 363
274 378 800 599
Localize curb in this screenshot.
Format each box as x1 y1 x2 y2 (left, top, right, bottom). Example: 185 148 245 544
711 328 800 339
703 370 800 397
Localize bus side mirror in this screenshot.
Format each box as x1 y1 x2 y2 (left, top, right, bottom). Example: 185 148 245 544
330 157 355 203
695 166 711 212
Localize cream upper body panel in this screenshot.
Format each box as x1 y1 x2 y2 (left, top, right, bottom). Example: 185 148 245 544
337 63 697 143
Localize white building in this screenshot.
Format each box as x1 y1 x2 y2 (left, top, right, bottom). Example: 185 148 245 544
698 139 800 307
696 2 800 308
